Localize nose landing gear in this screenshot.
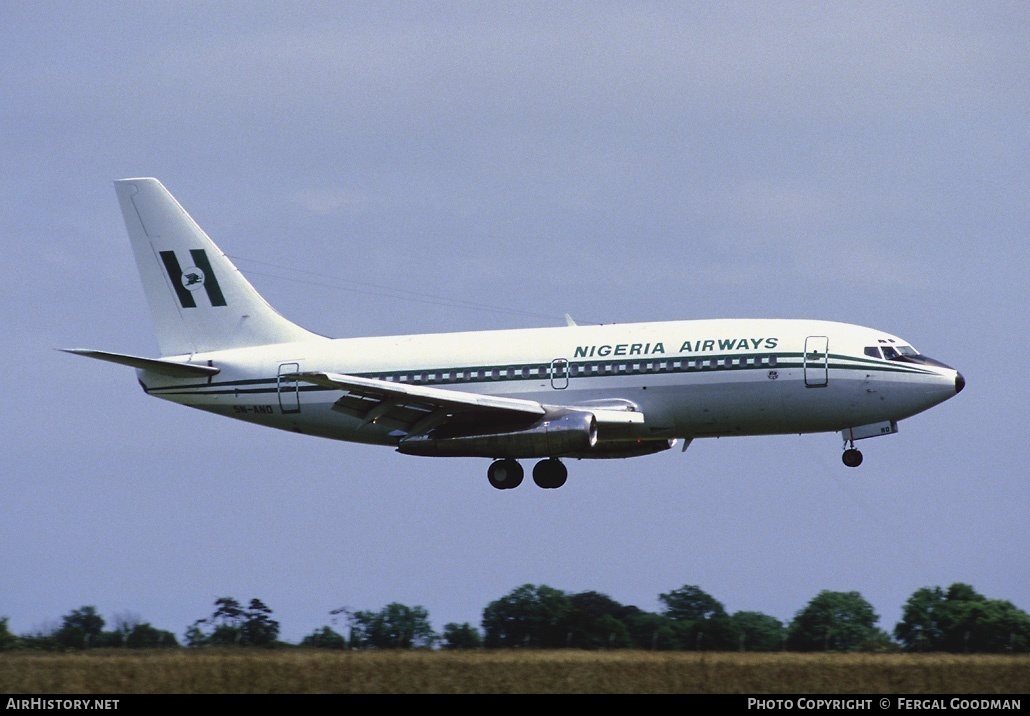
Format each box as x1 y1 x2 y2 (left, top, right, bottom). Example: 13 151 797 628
842 448 863 467
841 435 863 468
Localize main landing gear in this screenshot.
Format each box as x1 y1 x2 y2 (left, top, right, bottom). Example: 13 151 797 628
841 438 863 468
488 458 567 490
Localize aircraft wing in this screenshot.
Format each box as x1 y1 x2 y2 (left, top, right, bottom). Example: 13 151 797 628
292 371 643 437
293 371 545 435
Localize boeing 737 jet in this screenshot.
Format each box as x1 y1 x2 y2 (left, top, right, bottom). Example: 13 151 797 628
64 179 965 489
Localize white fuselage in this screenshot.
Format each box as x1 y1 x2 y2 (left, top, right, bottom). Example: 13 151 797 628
137 317 961 451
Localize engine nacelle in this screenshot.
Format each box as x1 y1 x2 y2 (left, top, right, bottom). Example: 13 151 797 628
569 439 676 459
398 410 597 458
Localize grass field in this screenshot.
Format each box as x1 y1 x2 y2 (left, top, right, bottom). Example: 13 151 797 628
1 650 1028 694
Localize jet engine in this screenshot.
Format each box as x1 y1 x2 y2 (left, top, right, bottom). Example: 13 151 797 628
568 439 676 459
398 409 597 458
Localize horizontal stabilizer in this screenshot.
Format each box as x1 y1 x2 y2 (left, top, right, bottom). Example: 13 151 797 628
60 349 220 377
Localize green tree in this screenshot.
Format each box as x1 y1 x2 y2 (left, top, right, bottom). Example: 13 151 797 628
659 585 736 650
188 596 243 646
107 611 142 647
787 590 880 652
730 611 785 651
187 597 280 647
895 586 947 651
17 622 59 652
125 623 179 648
441 622 483 650
660 585 725 622
559 591 634 649
300 626 348 649
240 599 279 646
0 617 19 651
481 584 572 648
349 603 436 649
55 606 106 649
896 584 1030 653
621 611 689 650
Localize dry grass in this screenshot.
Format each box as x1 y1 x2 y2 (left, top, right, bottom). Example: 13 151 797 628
1 650 1027 694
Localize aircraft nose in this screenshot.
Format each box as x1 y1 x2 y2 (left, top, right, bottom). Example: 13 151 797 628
955 372 965 394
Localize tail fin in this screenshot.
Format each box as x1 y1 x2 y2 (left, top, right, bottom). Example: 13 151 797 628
114 178 319 356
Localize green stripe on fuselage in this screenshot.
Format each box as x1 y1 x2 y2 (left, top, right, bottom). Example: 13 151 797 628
144 351 935 398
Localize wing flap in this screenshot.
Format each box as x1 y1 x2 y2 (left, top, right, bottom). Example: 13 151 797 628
294 371 546 416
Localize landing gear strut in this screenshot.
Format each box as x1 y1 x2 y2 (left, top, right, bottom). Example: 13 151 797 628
487 459 524 490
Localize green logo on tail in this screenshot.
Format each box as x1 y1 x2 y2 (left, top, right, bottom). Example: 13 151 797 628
160 250 227 308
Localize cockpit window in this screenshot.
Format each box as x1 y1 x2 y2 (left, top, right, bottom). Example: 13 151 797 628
873 342 952 369
864 346 882 359
882 345 919 360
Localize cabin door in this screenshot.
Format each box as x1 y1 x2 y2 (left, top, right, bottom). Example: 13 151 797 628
277 362 301 413
804 336 829 387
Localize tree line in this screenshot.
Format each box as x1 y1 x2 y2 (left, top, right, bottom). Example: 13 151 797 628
2 583 1027 653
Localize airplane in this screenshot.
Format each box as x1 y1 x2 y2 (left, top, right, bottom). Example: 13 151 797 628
63 178 965 490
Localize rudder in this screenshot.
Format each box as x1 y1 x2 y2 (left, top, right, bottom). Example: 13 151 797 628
115 178 319 356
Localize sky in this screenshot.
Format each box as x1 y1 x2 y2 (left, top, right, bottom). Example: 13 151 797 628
1 2 1026 645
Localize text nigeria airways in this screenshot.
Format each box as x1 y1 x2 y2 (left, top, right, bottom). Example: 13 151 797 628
574 337 780 359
